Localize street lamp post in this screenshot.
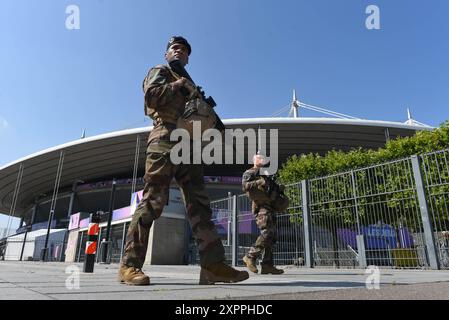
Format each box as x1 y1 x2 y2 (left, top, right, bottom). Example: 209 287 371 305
101 179 117 264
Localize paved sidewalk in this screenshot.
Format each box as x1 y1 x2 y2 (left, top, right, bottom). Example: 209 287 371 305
1 261 449 300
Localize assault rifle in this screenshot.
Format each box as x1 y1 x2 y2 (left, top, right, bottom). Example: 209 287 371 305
258 162 284 197
263 174 284 197
169 59 226 132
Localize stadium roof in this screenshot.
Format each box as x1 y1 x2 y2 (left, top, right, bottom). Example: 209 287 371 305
0 117 432 217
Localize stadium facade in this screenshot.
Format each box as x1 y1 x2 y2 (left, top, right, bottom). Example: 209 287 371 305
0 113 432 264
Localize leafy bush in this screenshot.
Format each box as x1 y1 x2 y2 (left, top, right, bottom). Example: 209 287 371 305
279 121 449 184
279 121 449 231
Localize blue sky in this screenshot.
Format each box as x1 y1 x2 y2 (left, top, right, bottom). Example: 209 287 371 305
1 0 449 226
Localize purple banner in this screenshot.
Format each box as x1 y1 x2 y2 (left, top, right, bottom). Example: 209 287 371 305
109 189 143 222
335 226 415 249
204 176 242 184
337 228 358 248
79 218 89 229
213 210 257 235
112 206 132 221
398 227 414 248
130 190 144 207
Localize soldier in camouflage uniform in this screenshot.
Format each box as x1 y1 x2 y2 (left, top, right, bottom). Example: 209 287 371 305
241 154 284 275
118 36 249 285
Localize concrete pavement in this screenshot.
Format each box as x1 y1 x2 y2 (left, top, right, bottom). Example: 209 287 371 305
1 261 449 300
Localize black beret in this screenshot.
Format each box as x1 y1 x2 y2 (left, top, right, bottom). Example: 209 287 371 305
166 36 192 55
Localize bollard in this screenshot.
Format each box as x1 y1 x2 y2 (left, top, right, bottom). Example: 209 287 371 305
83 212 101 273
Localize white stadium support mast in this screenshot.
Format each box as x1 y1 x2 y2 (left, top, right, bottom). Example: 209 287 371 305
285 89 360 120
273 90 432 128
405 108 431 128
288 90 300 118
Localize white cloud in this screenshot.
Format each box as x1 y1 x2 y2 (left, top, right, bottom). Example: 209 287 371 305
0 116 8 129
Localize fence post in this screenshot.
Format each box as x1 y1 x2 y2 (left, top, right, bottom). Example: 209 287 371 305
227 193 232 246
350 170 367 268
231 195 238 267
301 180 314 268
411 155 440 270
356 235 367 268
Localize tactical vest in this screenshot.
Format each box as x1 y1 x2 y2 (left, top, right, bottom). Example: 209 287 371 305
165 67 217 137
177 98 217 137
145 65 217 138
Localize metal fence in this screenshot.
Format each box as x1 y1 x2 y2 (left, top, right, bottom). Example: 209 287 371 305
210 197 234 265
194 149 449 270
421 149 449 269
280 182 305 266
190 184 306 268
308 157 428 269
235 194 257 267
235 185 306 268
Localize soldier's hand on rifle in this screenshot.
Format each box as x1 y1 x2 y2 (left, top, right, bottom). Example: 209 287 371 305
172 78 196 99
183 79 198 99
174 77 198 100
172 77 188 91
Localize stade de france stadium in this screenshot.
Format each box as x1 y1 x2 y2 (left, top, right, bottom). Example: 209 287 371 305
0 100 433 265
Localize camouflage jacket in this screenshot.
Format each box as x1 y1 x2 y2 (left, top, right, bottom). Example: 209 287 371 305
142 64 188 146
242 167 265 193
242 167 272 209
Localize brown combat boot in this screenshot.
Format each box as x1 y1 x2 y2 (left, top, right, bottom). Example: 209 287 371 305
260 265 284 275
199 262 249 285
118 264 150 285
243 255 258 274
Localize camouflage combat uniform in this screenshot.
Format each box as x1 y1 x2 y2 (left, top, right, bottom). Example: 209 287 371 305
121 64 225 269
242 167 277 267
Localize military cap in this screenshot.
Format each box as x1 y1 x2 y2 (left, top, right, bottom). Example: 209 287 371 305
166 36 192 55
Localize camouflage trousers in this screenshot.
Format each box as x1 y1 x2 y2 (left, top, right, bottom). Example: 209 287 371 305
121 142 225 269
246 207 277 266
